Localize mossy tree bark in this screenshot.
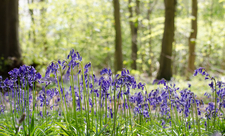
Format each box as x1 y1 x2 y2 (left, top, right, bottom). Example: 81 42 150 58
188 0 198 74
147 0 157 77
113 0 123 73
0 0 22 78
128 0 140 70
156 0 176 81
28 0 36 44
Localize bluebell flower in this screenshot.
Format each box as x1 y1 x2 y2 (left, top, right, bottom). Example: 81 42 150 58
100 68 108 75
133 106 140 115
209 82 214 89
143 110 149 118
39 111 43 117
137 82 145 90
193 67 205 76
135 92 144 105
188 84 191 88
117 78 123 85
110 109 113 118
161 119 167 128
84 62 91 69
197 108 201 115
153 79 166 86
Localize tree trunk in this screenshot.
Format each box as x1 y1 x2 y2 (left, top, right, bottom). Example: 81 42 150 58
113 0 123 73
0 0 9 59
28 0 36 44
147 0 157 77
187 0 198 74
156 0 176 80
0 0 22 78
222 2 225 69
206 0 213 70
40 0 48 52
129 0 139 70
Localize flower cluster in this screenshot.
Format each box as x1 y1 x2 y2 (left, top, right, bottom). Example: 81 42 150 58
1 49 225 135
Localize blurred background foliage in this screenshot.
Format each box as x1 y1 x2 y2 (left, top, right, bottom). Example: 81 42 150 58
18 0 225 79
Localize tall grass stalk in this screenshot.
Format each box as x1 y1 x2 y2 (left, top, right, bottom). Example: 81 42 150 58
13 83 17 124
112 82 117 136
78 72 82 115
212 78 217 131
193 93 201 136
99 82 102 131
9 88 15 130
30 81 36 133
127 94 133 136
191 105 196 134
105 87 108 126
91 67 95 130
87 77 90 135
56 75 67 124
70 68 79 134
168 88 175 135
81 64 89 135
123 89 127 136
60 69 69 123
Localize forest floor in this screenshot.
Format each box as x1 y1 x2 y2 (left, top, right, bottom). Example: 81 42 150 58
133 73 225 104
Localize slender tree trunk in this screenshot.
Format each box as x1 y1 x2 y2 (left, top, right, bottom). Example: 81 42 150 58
187 0 198 73
40 0 48 52
113 0 123 73
0 0 9 59
222 2 225 69
147 2 152 76
0 0 22 78
156 0 176 80
8 0 20 58
128 0 139 70
206 0 213 70
28 0 36 44
147 0 157 77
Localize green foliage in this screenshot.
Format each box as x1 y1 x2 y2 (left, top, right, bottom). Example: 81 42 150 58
19 0 225 76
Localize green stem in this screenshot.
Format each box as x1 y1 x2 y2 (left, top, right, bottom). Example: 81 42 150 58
168 89 175 135
9 88 16 130
60 72 68 123
70 68 79 134
127 95 132 136
57 75 67 123
91 67 95 130
193 94 201 136
113 83 117 136
123 89 127 136
81 63 89 135
213 78 217 130
95 89 98 135
78 73 82 115
191 105 196 134
105 88 108 125
87 78 90 135
99 82 102 131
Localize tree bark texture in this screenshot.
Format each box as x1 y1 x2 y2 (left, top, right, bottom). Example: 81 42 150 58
147 0 157 76
28 0 36 44
188 0 198 73
0 0 22 78
0 0 9 59
156 0 176 80
113 0 123 73
40 0 48 52
128 0 139 70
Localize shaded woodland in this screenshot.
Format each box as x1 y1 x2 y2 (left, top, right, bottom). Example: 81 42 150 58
1 1 225 135
0 0 225 80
